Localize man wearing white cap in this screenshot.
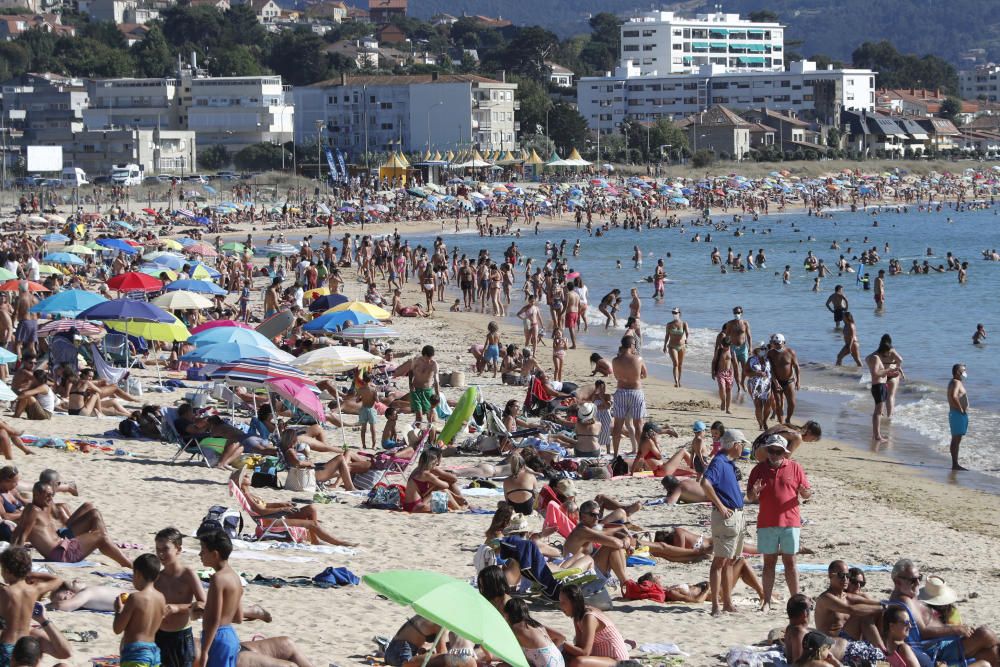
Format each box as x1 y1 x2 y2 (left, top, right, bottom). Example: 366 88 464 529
747 433 812 612
700 428 748 616
767 333 800 424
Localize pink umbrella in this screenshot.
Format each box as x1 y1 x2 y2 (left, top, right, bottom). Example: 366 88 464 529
190 319 253 334
265 377 324 423
186 243 218 257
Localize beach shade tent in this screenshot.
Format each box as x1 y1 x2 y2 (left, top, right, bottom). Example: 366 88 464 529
189 326 275 349
190 320 252 334
265 377 325 424
65 244 95 256
153 290 214 311
31 290 108 318
39 319 106 338
96 238 140 254
42 252 85 266
77 299 175 368
325 300 392 320
0 280 48 292
523 149 545 178
562 148 592 167
182 342 293 365
303 310 377 333
41 233 70 243
379 152 411 185
544 151 571 169
107 272 163 293
363 570 528 667
164 279 227 296
455 150 493 169
336 323 400 340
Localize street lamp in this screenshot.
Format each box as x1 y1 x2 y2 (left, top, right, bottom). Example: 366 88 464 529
427 100 444 152
314 119 324 185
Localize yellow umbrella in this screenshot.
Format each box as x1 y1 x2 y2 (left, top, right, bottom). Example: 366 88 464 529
66 244 94 256
324 300 392 320
189 265 216 280
159 239 184 251
106 315 190 342
149 269 179 280
38 264 65 275
304 287 329 300
152 290 214 310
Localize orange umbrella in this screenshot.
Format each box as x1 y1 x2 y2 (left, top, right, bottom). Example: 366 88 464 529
0 280 48 292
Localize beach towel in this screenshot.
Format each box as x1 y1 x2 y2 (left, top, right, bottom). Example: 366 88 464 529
639 643 689 656
775 563 891 573
465 508 494 515
498 535 560 601
624 579 666 603
312 566 360 586
461 487 504 497
35 560 99 568
626 555 656 567
543 501 576 539
249 573 354 590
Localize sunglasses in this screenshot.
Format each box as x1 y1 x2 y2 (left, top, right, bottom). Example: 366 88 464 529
900 575 923 585
849 579 866 588
891 619 912 628
833 572 850 579
583 511 600 517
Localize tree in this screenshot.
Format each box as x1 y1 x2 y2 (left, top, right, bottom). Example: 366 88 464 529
210 45 263 76
233 143 287 171
748 10 780 22
939 97 962 122
501 26 558 82
80 21 128 50
691 149 714 168
511 75 551 140
160 5 225 49
268 30 330 85
198 144 230 170
547 103 587 152
131 24 173 77
15 29 62 73
621 118 688 161
0 42 31 80
826 127 842 148
221 5 267 46
851 40 958 94
55 37 134 77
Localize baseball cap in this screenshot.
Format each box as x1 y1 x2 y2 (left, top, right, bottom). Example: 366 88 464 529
720 429 748 448
771 333 786 344
692 420 706 432
764 434 789 452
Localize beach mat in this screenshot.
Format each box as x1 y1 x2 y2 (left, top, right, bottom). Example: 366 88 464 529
775 563 891 573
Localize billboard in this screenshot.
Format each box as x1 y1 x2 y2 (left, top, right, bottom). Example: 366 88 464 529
26 146 63 172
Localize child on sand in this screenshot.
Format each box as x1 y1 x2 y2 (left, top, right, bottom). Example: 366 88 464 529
154 527 205 667
450 299 461 312
483 322 502 378
551 329 567 381
195 531 242 667
0 546 70 664
380 407 400 449
356 375 378 449
114 554 167 667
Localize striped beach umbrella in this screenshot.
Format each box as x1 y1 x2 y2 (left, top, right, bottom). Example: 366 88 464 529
207 357 311 387
336 323 400 340
38 319 106 338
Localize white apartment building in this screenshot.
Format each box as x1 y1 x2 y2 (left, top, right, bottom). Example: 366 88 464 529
578 60 876 133
292 73 518 158
82 69 293 153
960 64 1000 102
620 10 784 76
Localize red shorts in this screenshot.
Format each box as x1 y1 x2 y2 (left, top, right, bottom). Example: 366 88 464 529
49 537 84 563
566 312 579 328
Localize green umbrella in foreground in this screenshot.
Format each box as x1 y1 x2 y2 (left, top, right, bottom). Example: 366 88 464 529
363 569 528 667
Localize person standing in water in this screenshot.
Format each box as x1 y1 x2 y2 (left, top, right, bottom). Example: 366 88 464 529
947 363 969 471
835 312 862 367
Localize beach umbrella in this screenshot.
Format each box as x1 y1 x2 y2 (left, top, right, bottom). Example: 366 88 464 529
0 280 48 292
106 315 190 343
208 357 310 387
153 290 214 311
308 294 349 313
188 263 221 280
0 381 15 402
164 279 227 296
41 233 70 243
190 320 252 334
0 268 14 281
158 239 184 251
303 310 377 332
325 300 391 320
336 323 399 340
189 326 275 348
43 252 85 266
181 341 292 364
303 287 329 301
31 290 108 318
265 377 324 423
140 266 179 280
363 570 528 667
259 243 299 257
186 243 218 257
96 238 139 254
38 265 65 276
78 299 175 367
0 348 16 363
290 345 381 374
221 242 246 253
107 272 163 293
38 319 106 338
66 244 94 256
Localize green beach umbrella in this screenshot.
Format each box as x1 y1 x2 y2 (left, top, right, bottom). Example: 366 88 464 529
362 569 528 667
0 267 14 280
221 242 246 253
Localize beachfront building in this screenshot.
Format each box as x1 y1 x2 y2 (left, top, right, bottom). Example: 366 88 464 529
577 60 876 136
619 9 784 76
960 64 1000 102
674 105 752 159
0 73 88 145
292 73 518 160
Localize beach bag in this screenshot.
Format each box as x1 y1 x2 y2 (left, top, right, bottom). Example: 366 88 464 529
366 483 404 510
118 418 140 438
198 505 243 540
579 460 611 480
552 459 579 473
284 466 316 492
610 455 630 477
126 376 143 397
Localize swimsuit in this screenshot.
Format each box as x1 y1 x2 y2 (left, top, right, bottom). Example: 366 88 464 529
121 641 162 667
716 368 734 389
409 387 435 415
871 382 888 404
505 487 536 515
49 537 84 562
612 388 646 420
667 326 685 350
358 406 378 426
205 625 240 667
730 342 750 363
0 642 13 667
156 627 196 667
523 644 565 667
484 344 500 363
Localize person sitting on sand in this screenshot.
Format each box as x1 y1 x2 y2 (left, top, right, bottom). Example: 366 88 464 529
384 616 444 667
562 500 635 597
12 481 132 567
0 419 31 460
558 584 629 667
630 423 682 475
881 605 922 667
247 404 334 453
550 403 601 457
279 431 357 492
208 415 279 470
0 546 73 664
815 560 887 653
231 469 355 547
403 449 468 513
11 370 55 421
505 598 567 667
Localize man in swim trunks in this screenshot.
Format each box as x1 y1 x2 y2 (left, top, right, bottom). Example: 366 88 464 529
825 285 849 329
722 306 752 392
563 500 635 597
408 345 439 426
767 334 800 424
195 531 242 667
865 346 897 442
946 363 969 471
564 283 580 349
874 269 886 310
13 283 38 359
610 335 647 457
11 482 132 567
814 560 886 652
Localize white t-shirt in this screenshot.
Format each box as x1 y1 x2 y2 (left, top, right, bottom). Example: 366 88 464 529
37 387 55 412
293 287 304 309
26 257 39 281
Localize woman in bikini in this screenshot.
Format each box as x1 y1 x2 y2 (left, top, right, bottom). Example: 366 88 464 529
505 598 566 667
559 584 629 667
403 449 466 513
551 328 567 381
384 616 443 667
503 453 537 516
662 307 689 387
60 373 102 417
0 466 24 540
630 423 683 475
597 290 619 329
875 334 905 419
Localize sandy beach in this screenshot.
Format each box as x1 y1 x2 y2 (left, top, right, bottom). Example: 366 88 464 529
7 228 1000 667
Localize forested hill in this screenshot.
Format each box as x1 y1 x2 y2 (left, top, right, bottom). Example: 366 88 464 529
408 0 1000 64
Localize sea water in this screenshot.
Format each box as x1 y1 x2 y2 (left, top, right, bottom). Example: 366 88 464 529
408 204 1000 492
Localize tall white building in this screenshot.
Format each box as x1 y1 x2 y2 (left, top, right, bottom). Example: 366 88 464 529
577 60 876 133
960 64 1000 102
292 73 518 159
620 10 784 76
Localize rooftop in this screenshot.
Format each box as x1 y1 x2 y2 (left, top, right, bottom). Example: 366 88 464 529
309 73 510 87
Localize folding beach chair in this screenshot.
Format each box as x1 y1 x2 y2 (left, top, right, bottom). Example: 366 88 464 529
89 343 129 386
48 337 81 375
102 333 143 369
162 406 223 467
228 479 307 543
357 427 430 491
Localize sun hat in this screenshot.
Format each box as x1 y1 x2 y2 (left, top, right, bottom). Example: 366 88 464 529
763 434 790 452
919 576 959 606
692 420 706 432
555 479 577 499
720 429 748 448
577 402 596 421
503 513 535 535
771 333 786 344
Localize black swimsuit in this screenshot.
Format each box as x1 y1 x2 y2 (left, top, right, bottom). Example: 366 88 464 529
505 488 535 516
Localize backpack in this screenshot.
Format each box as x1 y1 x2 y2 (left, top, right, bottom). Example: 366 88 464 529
118 418 139 438
579 459 611 480
610 455 630 477
365 483 404 510
198 505 243 540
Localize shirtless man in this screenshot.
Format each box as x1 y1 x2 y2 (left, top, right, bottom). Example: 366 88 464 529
865 347 897 442
722 306 751 391
946 363 969 471
767 334 800 424
11 481 132 567
825 286 849 329
263 279 281 318
195 531 243 667
114 554 167 667
408 345 439 425
711 336 735 414
784 595 852 665
874 269 886 311
0 547 71 665
835 312 862 366
814 560 886 652
564 284 580 349
562 500 634 596
458 260 475 311
13 284 38 359
0 293 13 347
610 336 647 457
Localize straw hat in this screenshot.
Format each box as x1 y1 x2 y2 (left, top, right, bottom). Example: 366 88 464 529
555 479 577 498
502 513 537 535
577 402 596 421
919 576 959 606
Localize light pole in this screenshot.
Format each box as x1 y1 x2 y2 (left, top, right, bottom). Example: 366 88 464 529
427 100 443 152
314 119 323 186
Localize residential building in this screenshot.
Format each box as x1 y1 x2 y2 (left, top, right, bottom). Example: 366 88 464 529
302 1 346 22
742 108 822 147
958 128 1000 153
431 12 457 26
547 62 574 88
367 0 404 24
248 0 280 23
577 60 876 136
620 9 784 76
675 105 751 159
78 0 160 24
376 23 405 44
915 117 960 151
841 111 960 155
0 13 73 39
876 87 978 119
117 23 150 46
467 14 510 29
188 0 230 9
344 4 368 21
960 64 1000 102
0 0 41 15
292 72 518 159
325 37 379 69
37 128 197 176
0 72 88 145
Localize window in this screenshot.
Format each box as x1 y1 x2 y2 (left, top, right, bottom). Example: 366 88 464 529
380 102 392 109
623 30 639 37
643 44 654 51
673 43 682 50
623 45 639 52
781 80 790 88
642 29 655 37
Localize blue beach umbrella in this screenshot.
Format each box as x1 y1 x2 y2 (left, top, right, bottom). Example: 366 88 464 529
189 326 275 348
151 254 185 270
308 293 349 313
181 341 292 364
96 238 139 254
78 298 174 366
164 279 227 295
303 310 376 332
41 233 70 243
43 252 85 266
30 289 108 318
